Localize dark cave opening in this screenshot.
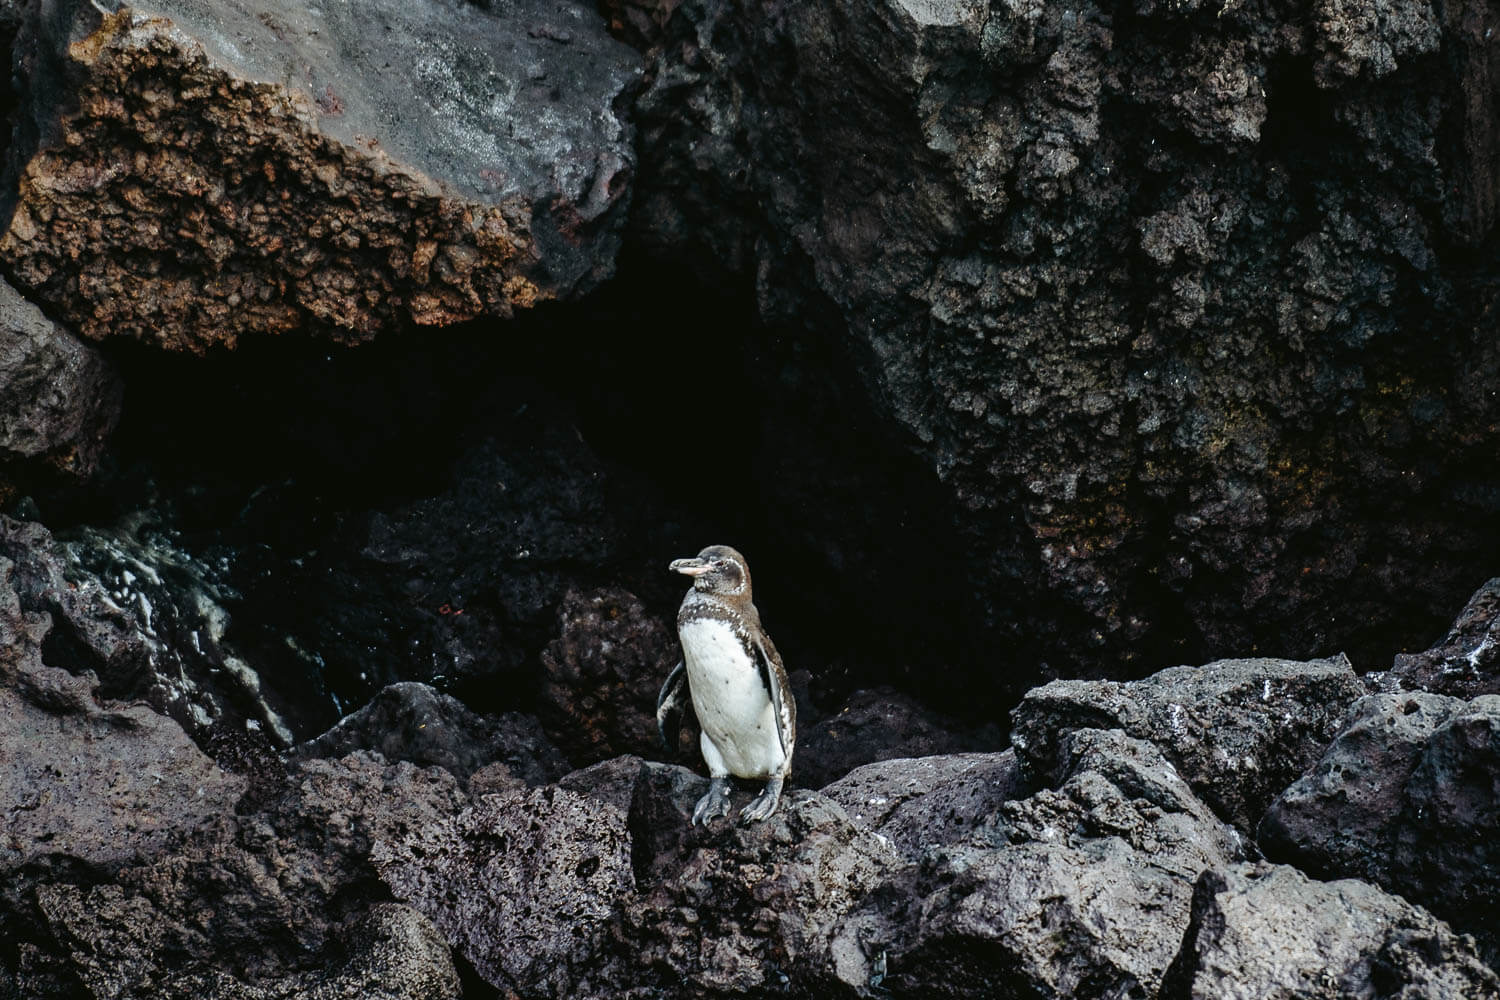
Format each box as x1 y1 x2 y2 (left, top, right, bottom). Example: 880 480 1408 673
24 250 985 739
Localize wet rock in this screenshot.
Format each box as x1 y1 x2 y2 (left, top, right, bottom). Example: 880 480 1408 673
296 681 571 787
538 586 678 765
1260 692 1500 964
0 556 246 873
1160 862 1500 1000
819 751 1028 861
0 277 122 485
1381 577 1500 698
880 728 1246 997
633 0 1500 687
1011 656 1366 830
795 686 999 789
0 512 296 747
373 783 635 998
1 0 639 351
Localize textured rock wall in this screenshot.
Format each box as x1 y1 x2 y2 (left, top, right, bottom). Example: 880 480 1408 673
631 0 1500 682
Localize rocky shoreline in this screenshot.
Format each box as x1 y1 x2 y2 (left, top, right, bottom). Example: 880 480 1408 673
4 536 1499 996
4 0 1500 995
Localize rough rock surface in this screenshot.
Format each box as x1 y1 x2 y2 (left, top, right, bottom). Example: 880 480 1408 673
624 778 901 996
0 512 296 747
0 555 245 872
0 596 471 1000
1260 691 1500 963
1 0 639 351
296 680 571 787
795 685 1000 789
1011 655 1365 830
1160 862 1500 1000
819 750 1027 860
632 0 1500 685
1381 577 1500 698
539 585 679 764
373 783 636 998
880 728 1246 998
0 277 121 486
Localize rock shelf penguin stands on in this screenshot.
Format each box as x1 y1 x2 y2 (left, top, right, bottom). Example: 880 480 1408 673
657 546 797 823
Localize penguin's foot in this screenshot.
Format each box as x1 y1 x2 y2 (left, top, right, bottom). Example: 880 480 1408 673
739 775 784 824
692 776 732 826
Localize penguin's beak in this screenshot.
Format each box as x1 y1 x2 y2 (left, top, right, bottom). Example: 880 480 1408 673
671 558 711 577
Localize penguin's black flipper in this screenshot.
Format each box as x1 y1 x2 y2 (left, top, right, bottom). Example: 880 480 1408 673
752 635 796 761
656 660 688 752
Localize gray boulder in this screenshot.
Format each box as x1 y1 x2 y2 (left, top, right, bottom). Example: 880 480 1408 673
819 751 1028 861
874 728 1246 998
1260 691 1500 964
1 0 640 352
1160 863 1500 1000
1011 656 1365 830
0 276 121 482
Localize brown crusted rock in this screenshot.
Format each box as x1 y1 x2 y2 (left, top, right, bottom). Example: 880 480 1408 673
372 784 635 998
1010 656 1365 831
0 277 121 483
539 587 679 765
1160 863 1500 1000
1 0 639 352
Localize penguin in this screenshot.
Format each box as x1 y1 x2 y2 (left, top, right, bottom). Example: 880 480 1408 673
656 545 796 824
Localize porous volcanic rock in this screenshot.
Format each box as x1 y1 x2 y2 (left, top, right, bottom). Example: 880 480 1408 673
5 749 468 998
296 680 571 787
1381 577 1500 698
1160 863 1500 1000
539 586 679 764
873 728 1246 998
1 0 639 351
0 277 121 487
1010 655 1365 830
1260 691 1500 964
623 775 902 996
819 750 1028 861
373 783 636 998
632 0 1500 686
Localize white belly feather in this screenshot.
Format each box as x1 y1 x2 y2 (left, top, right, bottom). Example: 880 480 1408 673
680 618 786 779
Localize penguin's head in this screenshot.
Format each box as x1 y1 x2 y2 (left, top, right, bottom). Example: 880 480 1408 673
670 545 751 597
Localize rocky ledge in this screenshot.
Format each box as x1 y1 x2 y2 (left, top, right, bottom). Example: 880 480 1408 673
5 567 1499 998
2 0 638 351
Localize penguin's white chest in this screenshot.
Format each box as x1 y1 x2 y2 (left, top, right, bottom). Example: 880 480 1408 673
679 618 785 779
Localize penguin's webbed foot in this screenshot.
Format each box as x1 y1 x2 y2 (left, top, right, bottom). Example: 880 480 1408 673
739 775 784 824
692 776 732 826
